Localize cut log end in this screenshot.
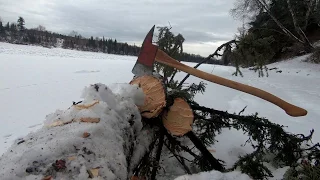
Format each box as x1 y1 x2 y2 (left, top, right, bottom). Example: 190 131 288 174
130 75 166 119
162 98 194 136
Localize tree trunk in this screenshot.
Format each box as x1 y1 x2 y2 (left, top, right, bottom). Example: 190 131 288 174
255 0 303 44
255 0 314 52
303 0 314 30
286 0 314 52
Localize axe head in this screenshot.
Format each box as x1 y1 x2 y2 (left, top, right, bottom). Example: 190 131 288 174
132 25 158 77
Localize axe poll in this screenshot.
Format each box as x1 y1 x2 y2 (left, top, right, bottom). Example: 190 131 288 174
132 25 307 117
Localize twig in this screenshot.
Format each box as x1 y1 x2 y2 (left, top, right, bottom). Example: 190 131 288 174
164 142 192 174
186 131 225 171
178 39 237 88
132 136 158 176
238 106 247 115
164 130 199 158
150 128 165 180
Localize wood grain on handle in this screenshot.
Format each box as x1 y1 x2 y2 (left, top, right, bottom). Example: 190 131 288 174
155 49 307 117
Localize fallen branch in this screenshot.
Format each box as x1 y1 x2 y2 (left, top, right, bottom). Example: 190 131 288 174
164 142 192 174
178 40 237 87
185 131 225 172
150 127 165 180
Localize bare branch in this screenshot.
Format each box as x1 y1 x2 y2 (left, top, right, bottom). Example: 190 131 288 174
178 40 237 88
164 143 192 174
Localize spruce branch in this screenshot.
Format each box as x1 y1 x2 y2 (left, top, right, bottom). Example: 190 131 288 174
151 127 165 180
163 142 192 174
189 102 320 179
186 131 225 172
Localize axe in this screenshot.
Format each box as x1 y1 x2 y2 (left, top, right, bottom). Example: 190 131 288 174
132 25 307 117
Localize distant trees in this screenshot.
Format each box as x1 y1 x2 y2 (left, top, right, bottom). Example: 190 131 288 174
36 25 46 32
68 30 79 37
5 22 9 30
0 16 207 63
0 17 3 34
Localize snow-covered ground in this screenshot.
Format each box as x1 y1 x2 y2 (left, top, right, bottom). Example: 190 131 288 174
0 42 319 179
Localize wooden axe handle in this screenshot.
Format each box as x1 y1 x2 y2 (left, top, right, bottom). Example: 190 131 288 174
155 49 307 117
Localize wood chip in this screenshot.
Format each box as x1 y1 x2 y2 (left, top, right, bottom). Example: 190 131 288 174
48 120 73 127
88 168 99 178
48 120 65 127
68 156 76 161
42 176 52 180
74 100 99 110
80 117 100 123
130 176 146 180
83 132 91 138
208 149 216 153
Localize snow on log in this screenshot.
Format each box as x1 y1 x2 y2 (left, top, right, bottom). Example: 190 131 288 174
129 75 166 119
0 83 146 180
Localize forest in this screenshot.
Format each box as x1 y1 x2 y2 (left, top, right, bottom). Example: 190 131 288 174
0 17 209 64
228 0 320 68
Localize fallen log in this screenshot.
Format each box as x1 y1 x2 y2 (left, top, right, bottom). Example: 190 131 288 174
0 83 147 180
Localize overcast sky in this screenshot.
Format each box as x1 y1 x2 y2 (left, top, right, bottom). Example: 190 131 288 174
0 0 242 56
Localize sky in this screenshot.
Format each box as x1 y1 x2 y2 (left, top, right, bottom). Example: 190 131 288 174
0 0 243 56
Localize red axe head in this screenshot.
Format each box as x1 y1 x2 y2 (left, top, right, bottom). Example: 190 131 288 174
132 25 158 77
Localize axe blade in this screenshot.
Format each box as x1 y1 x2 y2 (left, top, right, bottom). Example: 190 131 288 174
132 25 158 77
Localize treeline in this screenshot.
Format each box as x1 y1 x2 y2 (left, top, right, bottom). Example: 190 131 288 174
0 17 207 63
229 0 320 68
180 52 222 64
62 36 140 55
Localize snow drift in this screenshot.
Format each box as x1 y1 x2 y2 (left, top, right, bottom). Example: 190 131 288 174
174 170 251 180
0 83 146 180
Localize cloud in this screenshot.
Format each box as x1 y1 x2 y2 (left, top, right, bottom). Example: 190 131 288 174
0 0 242 56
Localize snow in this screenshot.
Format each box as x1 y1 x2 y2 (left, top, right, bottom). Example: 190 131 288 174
174 170 251 180
0 82 145 179
1 42 320 179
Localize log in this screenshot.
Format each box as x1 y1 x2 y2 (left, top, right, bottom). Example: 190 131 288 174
130 75 167 119
162 98 194 136
0 83 147 180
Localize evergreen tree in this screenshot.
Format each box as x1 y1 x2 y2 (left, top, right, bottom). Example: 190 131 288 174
17 16 25 31
102 36 106 52
10 23 17 32
154 26 185 82
229 0 320 72
113 39 117 54
5 22 9 30
107 38 113 53
0 21 3 34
